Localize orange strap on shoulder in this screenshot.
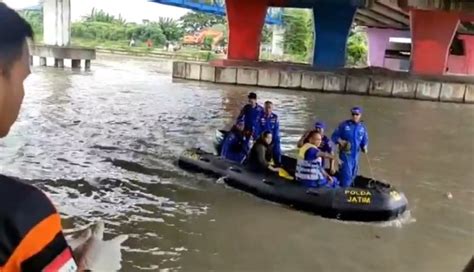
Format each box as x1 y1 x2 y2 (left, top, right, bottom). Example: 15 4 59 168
1 213 62 272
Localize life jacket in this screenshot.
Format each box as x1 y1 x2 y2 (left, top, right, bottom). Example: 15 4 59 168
0 175 77 272
295 143 325 182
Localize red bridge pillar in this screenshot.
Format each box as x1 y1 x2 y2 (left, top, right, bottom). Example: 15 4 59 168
226 0 268 61
459 35 474 75
410 9 460 75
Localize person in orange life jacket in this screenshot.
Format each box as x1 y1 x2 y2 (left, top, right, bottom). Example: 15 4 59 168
297 121 335 174
246 131 281 174
295 131 339 188
220 118 251 163
237 92 264 138
254 101 281 165
331 106 369 187
0 4 127 271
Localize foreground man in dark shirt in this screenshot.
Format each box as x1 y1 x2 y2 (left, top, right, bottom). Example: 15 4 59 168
0 3 127 271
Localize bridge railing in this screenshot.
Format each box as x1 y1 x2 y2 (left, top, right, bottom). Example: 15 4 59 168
149 0 283 25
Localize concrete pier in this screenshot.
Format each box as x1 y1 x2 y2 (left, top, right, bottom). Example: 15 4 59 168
71 59 81 69
30 45 96 69
33 0 95 69
39 57 47 67
54 58 64 68
172 61 474 104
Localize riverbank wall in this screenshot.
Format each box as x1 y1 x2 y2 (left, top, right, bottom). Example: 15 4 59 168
172 61 474 104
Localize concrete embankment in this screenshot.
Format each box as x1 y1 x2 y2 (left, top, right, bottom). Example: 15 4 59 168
172 61 474 104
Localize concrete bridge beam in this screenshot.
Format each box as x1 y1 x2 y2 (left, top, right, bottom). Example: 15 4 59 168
356 9 406 28
397 0 474 12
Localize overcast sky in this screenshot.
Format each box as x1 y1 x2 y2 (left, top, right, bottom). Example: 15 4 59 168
4 0 190 22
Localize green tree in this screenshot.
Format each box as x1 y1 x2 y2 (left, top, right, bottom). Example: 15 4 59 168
83 8 126 25
71 9 167 46
179 11 226 33
202 35 213 50
283 9 312 56
19 10 43 36
261 25 272 44
157 17 184 42
346 28 368 66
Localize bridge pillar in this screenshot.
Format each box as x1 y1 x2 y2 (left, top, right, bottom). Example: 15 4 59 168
410 9 459 75
43 0 71 46
312 3 356 70
459 35 474 75
366 28 410 68
226 0 268 61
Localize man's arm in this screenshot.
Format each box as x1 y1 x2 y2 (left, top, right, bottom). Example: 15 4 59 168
237 105 248 120
273 118 281 164
255 144 270 169
220 134 235 157
308 149 334 181
326 138 336 173
331 123 350 151
2 185 76 271
360 125 369 153
297 131 310 148
316 151 337 161
241 137 250 154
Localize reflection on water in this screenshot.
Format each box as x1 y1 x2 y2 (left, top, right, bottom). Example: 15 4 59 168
0 55 472 271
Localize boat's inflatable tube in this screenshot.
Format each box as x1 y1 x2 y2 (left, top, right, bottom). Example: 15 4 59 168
178 147 408 222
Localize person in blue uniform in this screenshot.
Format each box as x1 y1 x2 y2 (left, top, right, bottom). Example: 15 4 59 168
331 106 369 187
237 92 264 138
220 118 250 163
297 121 335 173
295 131 338 188
255 101 281 165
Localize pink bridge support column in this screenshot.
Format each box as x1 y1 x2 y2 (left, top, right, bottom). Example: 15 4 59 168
459 35 474 75
366 27 410 68
410 9 460 75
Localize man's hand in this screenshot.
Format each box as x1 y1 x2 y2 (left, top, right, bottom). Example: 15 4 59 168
327 176 334 183
337 139 347 146
338 140 351 153
67 221 128 271
269 165 281 173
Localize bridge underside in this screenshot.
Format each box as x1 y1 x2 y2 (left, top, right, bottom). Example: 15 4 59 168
150 0 474 75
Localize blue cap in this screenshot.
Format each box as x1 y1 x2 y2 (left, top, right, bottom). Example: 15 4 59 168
351 106 363 114
314 121 326 129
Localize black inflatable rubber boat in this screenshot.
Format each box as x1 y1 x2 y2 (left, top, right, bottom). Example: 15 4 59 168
178 131 408 222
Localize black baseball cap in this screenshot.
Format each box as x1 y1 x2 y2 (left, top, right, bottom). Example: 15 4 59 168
248 92 257 99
